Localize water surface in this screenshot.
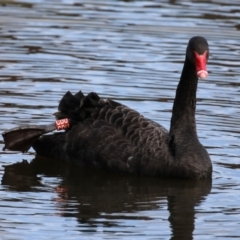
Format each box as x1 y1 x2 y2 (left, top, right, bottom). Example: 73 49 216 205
0 0 239 239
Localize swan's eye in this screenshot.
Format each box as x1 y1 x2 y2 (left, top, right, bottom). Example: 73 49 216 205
206 51 209 60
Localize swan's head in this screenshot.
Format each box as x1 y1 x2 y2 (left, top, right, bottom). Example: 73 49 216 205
187 36 209 79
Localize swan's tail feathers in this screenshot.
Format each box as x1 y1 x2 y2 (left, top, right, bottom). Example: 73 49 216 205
2 119 74 153
2 90 110 153
54 91 105 121
55 91 84 119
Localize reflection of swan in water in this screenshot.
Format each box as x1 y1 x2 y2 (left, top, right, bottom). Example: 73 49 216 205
2 157 212 239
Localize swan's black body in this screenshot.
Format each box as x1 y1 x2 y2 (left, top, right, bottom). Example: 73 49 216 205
32 36 212 179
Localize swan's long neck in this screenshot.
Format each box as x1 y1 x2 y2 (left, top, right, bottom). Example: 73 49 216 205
169 57 198 137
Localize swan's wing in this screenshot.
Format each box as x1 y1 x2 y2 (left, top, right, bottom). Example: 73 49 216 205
33 91 169 174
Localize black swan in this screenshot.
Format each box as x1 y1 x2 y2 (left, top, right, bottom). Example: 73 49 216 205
2 36 212 179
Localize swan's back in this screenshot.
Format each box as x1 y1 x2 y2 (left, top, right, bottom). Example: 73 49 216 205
33 91 171 175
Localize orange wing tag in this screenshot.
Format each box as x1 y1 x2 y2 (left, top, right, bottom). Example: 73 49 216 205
55 118 70 130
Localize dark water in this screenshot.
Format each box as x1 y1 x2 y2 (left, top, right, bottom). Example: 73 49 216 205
0 0 239 239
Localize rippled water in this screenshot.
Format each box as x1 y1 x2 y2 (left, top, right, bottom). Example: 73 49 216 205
0 0 239 239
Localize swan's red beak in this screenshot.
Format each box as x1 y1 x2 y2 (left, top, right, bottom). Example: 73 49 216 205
194 51 208 79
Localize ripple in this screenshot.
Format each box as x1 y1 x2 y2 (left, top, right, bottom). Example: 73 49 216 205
0 0 239 239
